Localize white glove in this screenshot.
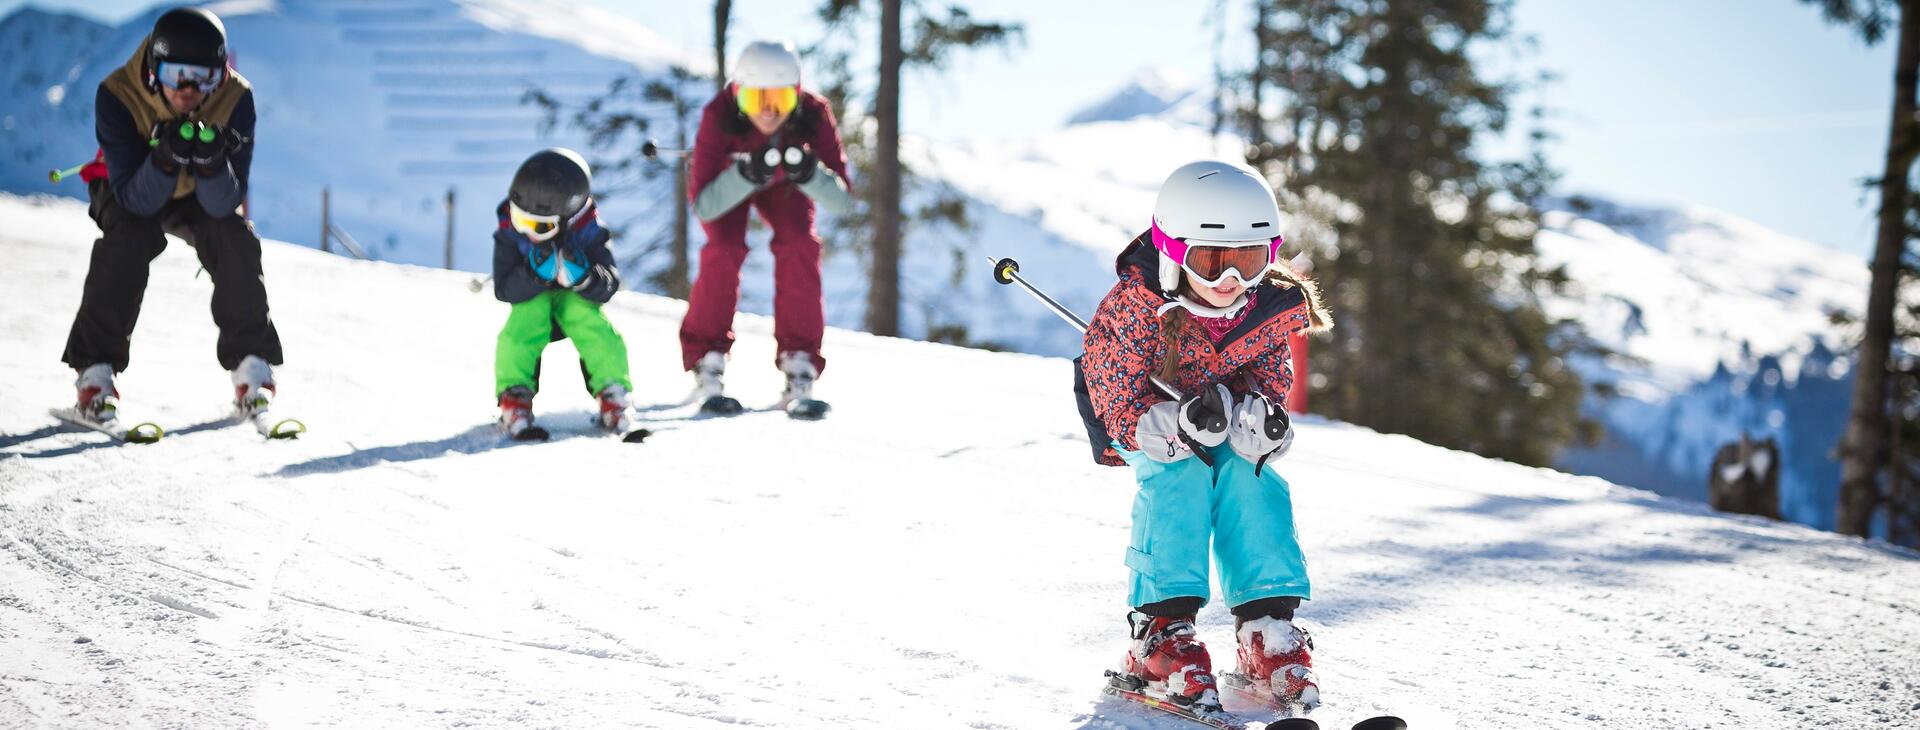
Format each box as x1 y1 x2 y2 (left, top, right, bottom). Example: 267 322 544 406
1228 393 1293 471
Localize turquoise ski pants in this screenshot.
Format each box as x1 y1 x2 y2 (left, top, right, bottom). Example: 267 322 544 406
1117 442 1311 610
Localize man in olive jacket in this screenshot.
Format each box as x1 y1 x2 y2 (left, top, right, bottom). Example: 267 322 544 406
62 6 283 419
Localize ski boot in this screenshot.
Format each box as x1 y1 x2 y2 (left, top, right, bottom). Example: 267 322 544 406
778 350 829 420
53 364 161 443
75 363 119 422
498 385 545 441
1114 613 1223 712
596 383 632 432
1229 615 1320 712
231 355 276 417
693 351 742 415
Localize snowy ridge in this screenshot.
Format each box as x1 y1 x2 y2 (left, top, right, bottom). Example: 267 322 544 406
3 193 1918 729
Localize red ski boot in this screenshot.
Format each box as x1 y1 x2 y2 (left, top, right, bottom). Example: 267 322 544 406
498 386 541 439
75 363 118 422
1117 613 1222 711
1229 615 1320 712
596 383 631 431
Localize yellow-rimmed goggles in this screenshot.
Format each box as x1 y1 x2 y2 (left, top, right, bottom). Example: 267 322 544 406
735 85 799 117
509 201 562 242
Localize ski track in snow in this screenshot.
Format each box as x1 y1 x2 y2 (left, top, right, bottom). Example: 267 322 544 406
1 193 1917 728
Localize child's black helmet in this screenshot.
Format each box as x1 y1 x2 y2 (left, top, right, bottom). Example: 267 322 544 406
509 148 593 219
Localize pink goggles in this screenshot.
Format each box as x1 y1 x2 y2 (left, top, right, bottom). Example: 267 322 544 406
1151 221 1283 286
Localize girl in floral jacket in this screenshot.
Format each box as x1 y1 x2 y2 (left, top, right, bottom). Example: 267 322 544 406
1079 160 1332 719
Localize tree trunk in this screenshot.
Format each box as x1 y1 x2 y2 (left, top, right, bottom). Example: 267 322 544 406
713 0 731 91
867 0 904 336
1837 0 1920 537
1247 3 1271 149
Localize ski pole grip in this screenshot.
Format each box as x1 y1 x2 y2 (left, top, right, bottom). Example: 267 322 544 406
49 164 86 184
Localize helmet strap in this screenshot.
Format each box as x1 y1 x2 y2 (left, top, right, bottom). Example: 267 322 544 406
1157 294 1249 320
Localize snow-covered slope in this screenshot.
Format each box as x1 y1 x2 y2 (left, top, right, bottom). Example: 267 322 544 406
4 193 1918 729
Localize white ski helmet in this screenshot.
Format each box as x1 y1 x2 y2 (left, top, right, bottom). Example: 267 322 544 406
1150 159 1283 293
732 39 802 88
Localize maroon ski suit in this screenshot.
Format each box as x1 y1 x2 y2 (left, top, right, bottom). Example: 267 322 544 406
679 88 851 374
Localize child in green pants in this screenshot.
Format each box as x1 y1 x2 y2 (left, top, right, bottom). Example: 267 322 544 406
492 148 633 437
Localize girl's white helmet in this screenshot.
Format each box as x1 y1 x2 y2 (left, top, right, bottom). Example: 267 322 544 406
733 39 802 88
1151 160 1283 293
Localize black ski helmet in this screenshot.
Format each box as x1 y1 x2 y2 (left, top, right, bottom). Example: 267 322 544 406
147 7 228 70
509 148 593 219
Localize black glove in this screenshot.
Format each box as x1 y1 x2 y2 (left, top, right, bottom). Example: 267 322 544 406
780 145 817 183
1228 393 1294 473
189 122 234 178
1179 383 1232 448
149 119 195 175
738 144 780 185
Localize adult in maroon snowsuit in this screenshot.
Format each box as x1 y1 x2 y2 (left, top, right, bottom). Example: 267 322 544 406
680 41 853 387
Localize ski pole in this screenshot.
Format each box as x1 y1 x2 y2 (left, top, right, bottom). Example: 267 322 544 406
641 139 691 159
468 274 492 293
48 163 87 184
986 256 1215 465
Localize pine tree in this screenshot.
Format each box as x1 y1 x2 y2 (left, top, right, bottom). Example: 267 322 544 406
1242 0 1596 466
1801 0 1919 539
814 0 1021 337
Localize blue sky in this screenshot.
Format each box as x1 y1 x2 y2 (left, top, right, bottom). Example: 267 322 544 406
6 0 1893 258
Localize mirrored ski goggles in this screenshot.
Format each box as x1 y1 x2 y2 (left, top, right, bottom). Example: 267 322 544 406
735 85 799 117
509 202 562 242
1152 222 1281 286
155 61 225 92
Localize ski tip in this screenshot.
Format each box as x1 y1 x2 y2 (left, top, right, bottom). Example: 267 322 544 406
1349 717 1406 730
1266 719 1320 730
511 426 551 442
125 422 165 443
785 399 830 420
698 395 745 416
265 418 305 440
621 428 651 443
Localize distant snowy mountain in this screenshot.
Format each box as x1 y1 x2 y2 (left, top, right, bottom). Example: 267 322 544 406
1065 67 1206 126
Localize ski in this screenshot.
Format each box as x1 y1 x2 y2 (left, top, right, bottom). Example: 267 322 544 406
1348 717 1406 730
1105 670 1252 730
507 424 550 442
1221 674 1405 730
48 406 163 444
784 397 830 420
242 410 305 439
698 394 745 416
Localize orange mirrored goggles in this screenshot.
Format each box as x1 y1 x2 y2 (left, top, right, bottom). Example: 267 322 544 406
1182 242 1275 286
735 85 799 117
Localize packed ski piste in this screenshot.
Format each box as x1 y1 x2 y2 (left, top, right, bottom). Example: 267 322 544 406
10 7 1919 730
